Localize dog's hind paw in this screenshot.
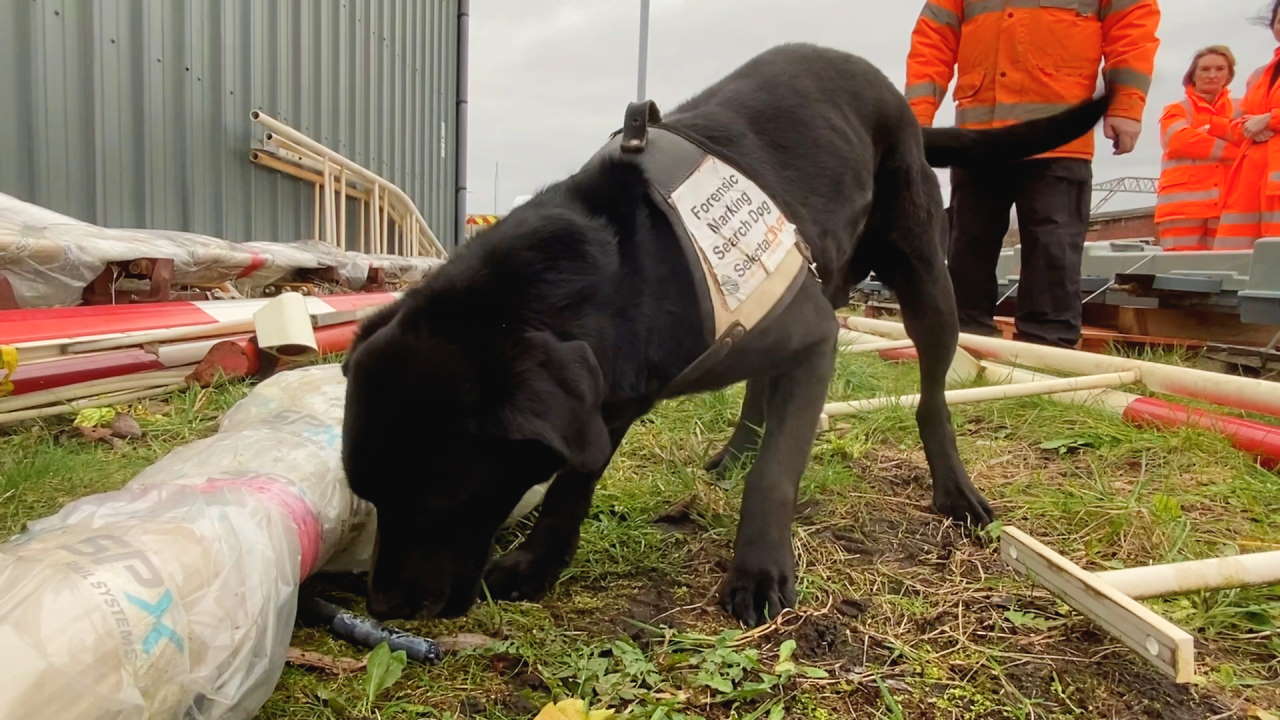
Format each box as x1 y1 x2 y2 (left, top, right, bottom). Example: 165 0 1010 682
483 548 564 603
719 554 796 627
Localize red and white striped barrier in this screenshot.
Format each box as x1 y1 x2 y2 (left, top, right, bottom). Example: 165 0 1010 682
0 293 399 412
2 292 396 351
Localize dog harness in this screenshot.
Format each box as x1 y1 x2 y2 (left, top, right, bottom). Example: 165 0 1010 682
602 101 819 395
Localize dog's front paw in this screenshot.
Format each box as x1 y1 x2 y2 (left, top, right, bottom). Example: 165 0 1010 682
483 548 565 602
720 551 796 627
933 481 996 529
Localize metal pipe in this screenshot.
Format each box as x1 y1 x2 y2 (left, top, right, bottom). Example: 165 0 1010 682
636 0 650 101
456 0 469 249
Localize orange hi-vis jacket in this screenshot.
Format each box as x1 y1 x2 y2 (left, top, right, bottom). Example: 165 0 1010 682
906 0 1161 160
1216 48 1280 250
1154 87 1240 235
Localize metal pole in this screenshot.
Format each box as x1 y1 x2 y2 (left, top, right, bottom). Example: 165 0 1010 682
636 0 650 101
456 0 469 249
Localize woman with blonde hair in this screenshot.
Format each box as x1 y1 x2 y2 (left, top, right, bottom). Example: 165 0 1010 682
1155 46 1241 249
1216 2 1280 249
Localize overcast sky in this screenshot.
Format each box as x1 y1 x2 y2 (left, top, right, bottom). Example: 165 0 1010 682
465 0 1275 215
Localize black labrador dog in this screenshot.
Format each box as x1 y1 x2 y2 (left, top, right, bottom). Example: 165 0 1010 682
342 44 1106 626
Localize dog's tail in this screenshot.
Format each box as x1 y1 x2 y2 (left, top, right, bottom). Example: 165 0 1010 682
921 93 1110 168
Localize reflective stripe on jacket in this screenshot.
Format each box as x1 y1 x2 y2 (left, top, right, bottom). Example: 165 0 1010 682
1155 87 1239 223
905 0 1161 159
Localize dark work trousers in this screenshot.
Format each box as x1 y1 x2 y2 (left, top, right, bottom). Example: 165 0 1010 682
947 158 1092 348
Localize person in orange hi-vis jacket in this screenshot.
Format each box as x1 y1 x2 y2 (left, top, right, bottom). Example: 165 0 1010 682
906 0 1160 348
1216 2 1280 251
1156 46 1242 249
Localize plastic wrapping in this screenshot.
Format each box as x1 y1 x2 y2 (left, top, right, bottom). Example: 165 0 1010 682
354 252 446 286
0 363 544 719
0 194 444 307
0 194 267 306
0 365 371 719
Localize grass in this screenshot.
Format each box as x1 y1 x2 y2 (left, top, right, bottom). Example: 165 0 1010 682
1 351 1277 719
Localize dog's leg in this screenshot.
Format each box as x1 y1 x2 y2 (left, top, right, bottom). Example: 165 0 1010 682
898 265 993 526
722 299 836 626
873 163 995 528
704 378 768 473
483 469 600 602
484 422 632 601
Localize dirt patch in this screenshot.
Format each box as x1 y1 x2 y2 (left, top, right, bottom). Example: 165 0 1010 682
1039 658 1236 720
615 585 684 640
851 446 932 491
786 615 850 662
826 515 963 569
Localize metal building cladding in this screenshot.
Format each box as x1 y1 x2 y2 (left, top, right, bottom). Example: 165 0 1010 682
0 0 467 249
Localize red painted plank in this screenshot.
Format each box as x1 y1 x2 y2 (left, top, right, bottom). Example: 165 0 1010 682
0 302 216 344
8 349 165 395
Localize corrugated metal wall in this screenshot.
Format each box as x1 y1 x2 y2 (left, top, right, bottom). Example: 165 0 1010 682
0 0 460 249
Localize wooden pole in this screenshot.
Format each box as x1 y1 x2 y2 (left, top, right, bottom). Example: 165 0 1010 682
370 186 381 255
358 198 366 253
1096 551 1280 600
312 183 320 242
323 161 337 247
338 169 347 250
251 110 447 258
0 384 188 426
380 186 389 255
844 316 1280 419
822 370 1141 418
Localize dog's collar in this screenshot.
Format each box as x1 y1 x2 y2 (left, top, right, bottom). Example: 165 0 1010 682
602 101 818 395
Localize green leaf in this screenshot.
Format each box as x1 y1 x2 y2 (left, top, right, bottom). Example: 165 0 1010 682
768 702 786 720
364 641 407 706
776 639 796 666
1152 494 1184 522
1004 609 1062 631
877 678 905 720
73 407 117 428
797 665 830 679
697 670 735 694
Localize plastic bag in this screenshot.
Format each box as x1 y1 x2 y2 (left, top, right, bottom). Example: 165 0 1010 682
0 365 367 718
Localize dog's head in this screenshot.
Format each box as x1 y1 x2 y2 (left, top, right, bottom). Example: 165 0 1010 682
341 203 623 619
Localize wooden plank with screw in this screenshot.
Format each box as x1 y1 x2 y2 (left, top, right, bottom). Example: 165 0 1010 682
1000 525 1195 683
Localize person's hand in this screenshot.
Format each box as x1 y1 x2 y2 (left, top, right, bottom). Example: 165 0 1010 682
1104 116 1142 155
1243 113 1274 142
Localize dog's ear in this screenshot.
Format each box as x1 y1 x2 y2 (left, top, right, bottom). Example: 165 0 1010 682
499 331 611 473
343 301 402 376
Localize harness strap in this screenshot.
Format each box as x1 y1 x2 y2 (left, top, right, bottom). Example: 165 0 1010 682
600 101 817 395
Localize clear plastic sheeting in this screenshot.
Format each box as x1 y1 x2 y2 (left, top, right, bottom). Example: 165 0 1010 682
0 365 371 719
0 193 444 307
355 252 446 287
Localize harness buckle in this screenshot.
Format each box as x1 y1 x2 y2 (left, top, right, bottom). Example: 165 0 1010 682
621 100 663 153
